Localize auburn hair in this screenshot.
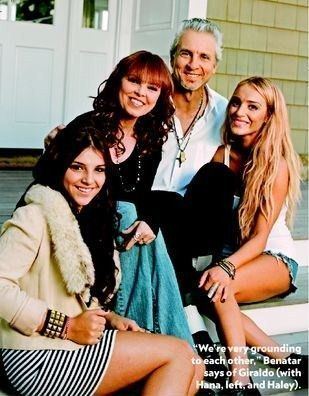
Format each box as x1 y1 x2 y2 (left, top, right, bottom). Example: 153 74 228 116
93 50 174 155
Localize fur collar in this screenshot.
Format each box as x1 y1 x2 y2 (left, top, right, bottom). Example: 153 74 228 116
25 184 94 302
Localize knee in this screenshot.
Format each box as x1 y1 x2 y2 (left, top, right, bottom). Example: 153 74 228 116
230 283 243 302
212 287 237 310
169 339 205 386
170 338 195 360
193 353 206 382
165 338 196 367
176 342 205 383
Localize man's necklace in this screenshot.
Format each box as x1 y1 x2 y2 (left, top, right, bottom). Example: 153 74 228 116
174 90 204 167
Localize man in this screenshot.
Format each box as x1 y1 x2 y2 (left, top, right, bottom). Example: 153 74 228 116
153 18 227 195
151 18 230 289
150 18 233 385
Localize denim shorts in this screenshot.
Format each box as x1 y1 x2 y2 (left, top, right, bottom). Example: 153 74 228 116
263 250 299 297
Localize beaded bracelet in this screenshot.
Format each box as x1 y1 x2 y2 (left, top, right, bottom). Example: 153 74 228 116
216 258 236 279
40 309 68 339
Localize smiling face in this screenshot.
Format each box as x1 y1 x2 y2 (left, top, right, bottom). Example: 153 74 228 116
172 30 218 91
63 147 106 211
118 75 161 121
228 84 269 147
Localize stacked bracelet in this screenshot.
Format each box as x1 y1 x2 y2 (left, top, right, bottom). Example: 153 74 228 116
40 309 68 339
216 258 236 279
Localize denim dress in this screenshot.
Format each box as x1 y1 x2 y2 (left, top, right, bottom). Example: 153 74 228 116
114 201 194 346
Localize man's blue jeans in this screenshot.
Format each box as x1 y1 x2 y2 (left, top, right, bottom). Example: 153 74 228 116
114 201 194 346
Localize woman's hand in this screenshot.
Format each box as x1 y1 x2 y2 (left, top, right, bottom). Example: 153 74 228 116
199 266 231 303
105 311 145 332
67 309 107 345
121 220 156 250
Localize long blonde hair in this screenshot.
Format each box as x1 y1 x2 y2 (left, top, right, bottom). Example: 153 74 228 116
222 77 301 241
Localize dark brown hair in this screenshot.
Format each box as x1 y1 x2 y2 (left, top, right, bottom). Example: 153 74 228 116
33 117 118 307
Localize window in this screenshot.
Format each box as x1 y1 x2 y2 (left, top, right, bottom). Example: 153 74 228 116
0 0 8 20
0 0 55 24
82 0 108 30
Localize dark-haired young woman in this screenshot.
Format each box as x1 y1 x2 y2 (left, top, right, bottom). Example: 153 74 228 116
0 121 204 395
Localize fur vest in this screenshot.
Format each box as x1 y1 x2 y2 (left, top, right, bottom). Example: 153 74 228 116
25 184 119 303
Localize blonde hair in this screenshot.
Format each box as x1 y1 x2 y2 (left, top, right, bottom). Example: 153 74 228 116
222 77 301 241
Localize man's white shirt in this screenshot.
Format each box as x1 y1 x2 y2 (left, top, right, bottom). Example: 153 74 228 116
152 86 228 196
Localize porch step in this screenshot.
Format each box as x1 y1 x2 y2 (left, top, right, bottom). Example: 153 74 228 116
203 266 308 341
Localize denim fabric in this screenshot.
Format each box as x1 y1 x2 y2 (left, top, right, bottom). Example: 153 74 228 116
114 201 194 346
263 250 298 296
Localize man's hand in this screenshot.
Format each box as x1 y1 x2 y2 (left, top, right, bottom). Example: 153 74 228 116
44 124 65 149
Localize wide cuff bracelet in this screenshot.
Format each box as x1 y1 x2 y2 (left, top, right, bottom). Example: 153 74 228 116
40 309 68 339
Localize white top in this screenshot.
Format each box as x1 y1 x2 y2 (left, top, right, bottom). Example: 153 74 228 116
152 86 228 196
265 205 296 261
224 146 296 261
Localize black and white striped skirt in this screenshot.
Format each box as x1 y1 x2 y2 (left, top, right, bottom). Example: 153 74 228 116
1 329 117 396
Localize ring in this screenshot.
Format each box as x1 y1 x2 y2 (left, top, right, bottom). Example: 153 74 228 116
207 282 220 299
98 333 103 341
133 232 141 241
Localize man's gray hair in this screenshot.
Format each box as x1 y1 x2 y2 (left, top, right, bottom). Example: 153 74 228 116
170 18 223 64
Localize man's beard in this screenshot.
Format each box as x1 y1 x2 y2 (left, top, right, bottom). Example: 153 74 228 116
172 73 199 93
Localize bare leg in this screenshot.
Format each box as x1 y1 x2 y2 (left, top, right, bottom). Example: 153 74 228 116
213 292 248 384
234 255 291 359
212 255 291 384
239 313 289 359
95 331 204 395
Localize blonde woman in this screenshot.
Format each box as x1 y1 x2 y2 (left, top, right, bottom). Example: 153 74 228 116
197 77 307 394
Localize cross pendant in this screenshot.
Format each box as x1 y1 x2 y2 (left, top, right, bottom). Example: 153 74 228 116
177 151 186 167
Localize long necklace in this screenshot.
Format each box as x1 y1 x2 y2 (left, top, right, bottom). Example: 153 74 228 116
174 89 205 167
114 145 142 193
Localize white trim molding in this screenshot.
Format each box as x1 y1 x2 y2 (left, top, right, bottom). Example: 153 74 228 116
187 0 207 19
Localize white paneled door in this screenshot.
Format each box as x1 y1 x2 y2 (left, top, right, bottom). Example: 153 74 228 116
0 0 204 148
130 0 188 63
63 0 119 124
0 0 118 148
0 0 69 148
129 0 207 63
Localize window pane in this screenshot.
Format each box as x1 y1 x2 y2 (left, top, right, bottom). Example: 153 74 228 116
82 0 108 30
12 0 55 24
0 1 8 21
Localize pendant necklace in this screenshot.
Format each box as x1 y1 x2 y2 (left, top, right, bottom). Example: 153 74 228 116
114 145 142 193
174 89 205 167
